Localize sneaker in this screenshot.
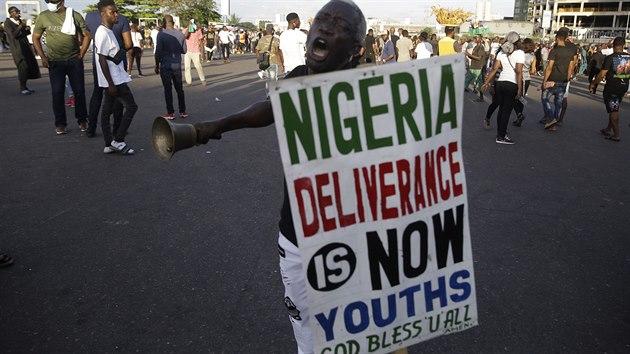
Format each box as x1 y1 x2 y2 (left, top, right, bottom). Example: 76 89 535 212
495 136 515 145
513 114 525 127
79 122 88 132
483 118 491 129
544 119 558 130
162 113 175 120
184 82 193 87
539 117 550 124
20 89 32 95
26 87 35 93
104 146 117 154
55 126 67 135
180 112 189 118
110 140 135 155
201 80 207 86
138 74 145 78
65 96 75 107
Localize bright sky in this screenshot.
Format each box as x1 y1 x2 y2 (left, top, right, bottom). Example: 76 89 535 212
228 0 516 24
5 0 515 24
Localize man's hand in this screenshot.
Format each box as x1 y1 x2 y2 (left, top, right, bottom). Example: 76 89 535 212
40 55 49 68
194 121 223 144
154 65 160 75
107 85 117 97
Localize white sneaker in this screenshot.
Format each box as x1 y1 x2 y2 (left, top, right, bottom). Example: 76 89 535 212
104 146 116 154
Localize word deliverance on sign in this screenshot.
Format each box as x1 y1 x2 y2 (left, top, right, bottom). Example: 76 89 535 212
270 55 478 354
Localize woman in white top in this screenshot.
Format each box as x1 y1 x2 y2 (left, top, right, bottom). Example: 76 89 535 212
513 38 537 127
127 23 144 77
482 31 524 145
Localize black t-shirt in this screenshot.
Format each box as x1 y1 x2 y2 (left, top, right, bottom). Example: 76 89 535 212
591 52 605 69
602 51 630 95
364 35 375 56
278 65 310 247
548 43 575 82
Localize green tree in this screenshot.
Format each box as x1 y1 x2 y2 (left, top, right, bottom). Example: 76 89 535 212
238 22 256 31
227 13 241 25
82 0 169 24
160 0 220 24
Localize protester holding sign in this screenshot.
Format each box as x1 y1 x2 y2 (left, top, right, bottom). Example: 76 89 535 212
194 1 477 353
194 1 367 352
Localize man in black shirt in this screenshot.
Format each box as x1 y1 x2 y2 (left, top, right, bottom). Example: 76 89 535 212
589 37 630 142
556 27 578 125
541 29 575 130
193 1 366 352
588 45 605 94
361 28 375 63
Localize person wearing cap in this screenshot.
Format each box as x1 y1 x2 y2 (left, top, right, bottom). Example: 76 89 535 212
589 36 630 142
481 31 524 145
378 29 395 64
193 1 367 352
4 6 41 95
255 24 283 81
540 29 575 130
279 12 307 74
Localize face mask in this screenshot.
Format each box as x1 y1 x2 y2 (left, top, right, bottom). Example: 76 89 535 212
47 2 60 12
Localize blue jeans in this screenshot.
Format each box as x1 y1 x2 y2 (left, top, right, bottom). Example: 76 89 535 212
159 63 186 114
541 83 566 120
48 58 88 127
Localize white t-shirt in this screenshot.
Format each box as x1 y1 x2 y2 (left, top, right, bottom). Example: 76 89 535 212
218 30 231 44
131 31 143 48
396 37 414 62
415 41 433 60
279 29 307 72
497 49 525 84
94 25 131 88
151 28 159 53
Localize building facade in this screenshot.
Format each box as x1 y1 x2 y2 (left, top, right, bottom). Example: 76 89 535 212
518 0 630 39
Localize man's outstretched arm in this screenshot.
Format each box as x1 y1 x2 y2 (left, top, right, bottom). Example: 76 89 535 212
194 100 274 144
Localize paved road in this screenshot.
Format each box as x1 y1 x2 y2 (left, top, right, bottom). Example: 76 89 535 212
0 50 629 353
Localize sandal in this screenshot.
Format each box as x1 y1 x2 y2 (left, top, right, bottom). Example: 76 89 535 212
111 140 135 155
604 136 621 142
0 254 14 268
600 129 612 137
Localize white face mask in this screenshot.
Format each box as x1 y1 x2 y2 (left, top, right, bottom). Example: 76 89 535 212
47 2 60 12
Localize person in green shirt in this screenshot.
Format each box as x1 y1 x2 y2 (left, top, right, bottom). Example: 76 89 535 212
32 0 90 135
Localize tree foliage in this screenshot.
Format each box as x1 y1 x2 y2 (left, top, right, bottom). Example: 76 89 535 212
227 13 241 25
83 0 220 24
160 0 221 24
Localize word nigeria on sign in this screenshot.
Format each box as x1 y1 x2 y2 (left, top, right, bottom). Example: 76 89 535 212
269 55 477 354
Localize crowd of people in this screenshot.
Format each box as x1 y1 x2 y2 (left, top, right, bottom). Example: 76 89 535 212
347 24 629 144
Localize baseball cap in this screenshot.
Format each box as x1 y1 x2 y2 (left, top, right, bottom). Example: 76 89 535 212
380 30 389 36
505 31 520 44
265 23 274 32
